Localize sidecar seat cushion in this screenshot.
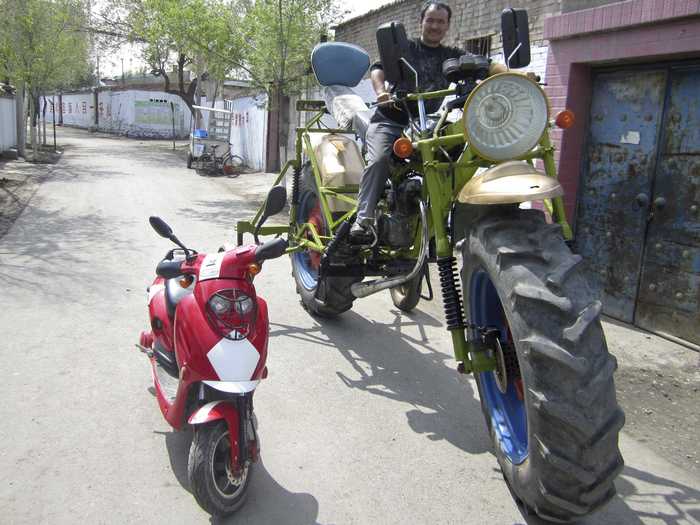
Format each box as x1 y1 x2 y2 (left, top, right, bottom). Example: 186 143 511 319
312 42 370 87
323 85 370 132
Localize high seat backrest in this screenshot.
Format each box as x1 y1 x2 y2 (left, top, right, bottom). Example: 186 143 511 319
311 42 370 87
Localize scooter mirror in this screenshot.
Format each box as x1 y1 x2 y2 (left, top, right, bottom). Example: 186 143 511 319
149 216 174 239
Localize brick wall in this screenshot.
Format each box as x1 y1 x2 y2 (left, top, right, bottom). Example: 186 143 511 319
334 0 562 66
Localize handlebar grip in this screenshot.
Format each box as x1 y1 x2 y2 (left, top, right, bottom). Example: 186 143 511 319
255 238 288 262
156 260 184 279
446 95 469 112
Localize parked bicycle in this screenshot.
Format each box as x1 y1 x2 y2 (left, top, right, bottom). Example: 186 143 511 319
191 144 245 177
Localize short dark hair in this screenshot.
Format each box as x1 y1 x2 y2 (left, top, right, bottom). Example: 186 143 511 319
420 1 452 22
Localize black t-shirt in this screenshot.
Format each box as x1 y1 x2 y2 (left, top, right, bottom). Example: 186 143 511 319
372 38 463 125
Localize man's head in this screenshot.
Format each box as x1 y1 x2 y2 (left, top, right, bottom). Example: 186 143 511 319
420 1 451 47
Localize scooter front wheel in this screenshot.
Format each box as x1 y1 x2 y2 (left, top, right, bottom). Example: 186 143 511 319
188 421 252 516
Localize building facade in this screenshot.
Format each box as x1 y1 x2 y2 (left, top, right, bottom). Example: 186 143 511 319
328 0 700 346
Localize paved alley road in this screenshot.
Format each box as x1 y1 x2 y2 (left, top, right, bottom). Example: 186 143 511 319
0 128 698 524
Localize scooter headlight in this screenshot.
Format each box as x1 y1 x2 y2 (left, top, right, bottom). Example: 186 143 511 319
206 289 257 340
463 73 549 161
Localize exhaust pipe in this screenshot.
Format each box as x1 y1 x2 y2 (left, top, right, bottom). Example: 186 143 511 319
351 200 429 299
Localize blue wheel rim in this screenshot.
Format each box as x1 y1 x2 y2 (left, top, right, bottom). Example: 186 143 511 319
469 269 528 464
292 192 320 291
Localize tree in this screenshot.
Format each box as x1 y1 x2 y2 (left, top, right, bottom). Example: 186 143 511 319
95 0 339 168
0 0 92 158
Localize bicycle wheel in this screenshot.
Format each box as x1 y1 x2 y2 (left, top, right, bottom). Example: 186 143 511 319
222 154 244 177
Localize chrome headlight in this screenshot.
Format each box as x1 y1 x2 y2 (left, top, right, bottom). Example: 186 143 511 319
463 73 549 161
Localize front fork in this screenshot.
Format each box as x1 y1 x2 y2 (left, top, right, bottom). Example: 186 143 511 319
421 153 495 376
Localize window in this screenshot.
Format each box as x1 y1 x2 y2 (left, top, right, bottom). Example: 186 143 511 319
465 35 492 57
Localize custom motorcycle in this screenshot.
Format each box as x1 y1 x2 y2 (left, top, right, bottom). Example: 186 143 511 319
237 8 624 523
137 187 287 516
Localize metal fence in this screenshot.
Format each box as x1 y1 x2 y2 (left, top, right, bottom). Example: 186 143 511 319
0 96 17 152
225 94 268 171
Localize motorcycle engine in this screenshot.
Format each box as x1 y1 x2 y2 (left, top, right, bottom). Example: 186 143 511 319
377 175 422 248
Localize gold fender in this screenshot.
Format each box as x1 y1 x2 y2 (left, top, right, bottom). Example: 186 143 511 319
458 161 563 205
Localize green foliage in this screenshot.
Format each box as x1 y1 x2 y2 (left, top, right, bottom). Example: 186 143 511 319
239 0 338 94
100 0 339 97
0 0 93 94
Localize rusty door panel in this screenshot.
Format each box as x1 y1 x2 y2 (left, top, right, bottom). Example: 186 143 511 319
636 67 700 344
574 70 667 323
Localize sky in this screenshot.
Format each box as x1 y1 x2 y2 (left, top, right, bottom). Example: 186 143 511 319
98 0 396 77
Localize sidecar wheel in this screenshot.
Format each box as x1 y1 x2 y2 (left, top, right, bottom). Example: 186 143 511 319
290 165 358 317
462 207 624 523
188 421 252 516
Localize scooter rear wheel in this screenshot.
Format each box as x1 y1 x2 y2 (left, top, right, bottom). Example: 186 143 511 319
188 420 252 516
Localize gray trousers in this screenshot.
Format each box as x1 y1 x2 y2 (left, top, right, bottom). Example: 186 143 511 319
356 118 404 223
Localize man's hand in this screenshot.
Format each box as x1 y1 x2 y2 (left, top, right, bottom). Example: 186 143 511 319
376 91 392 105
488 63 508 76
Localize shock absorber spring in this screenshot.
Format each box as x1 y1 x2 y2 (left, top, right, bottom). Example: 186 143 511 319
437 256 466 331
291 164 301 205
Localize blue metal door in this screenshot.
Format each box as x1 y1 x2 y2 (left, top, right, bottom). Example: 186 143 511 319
574 70 667 322
576 65 700 345
636 66 700 345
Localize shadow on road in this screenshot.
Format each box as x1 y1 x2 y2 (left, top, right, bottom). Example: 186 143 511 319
271 307 492 456
162 429 320 524
272 310 700 525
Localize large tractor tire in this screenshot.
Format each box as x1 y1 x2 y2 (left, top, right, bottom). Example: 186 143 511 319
461 207 624 523
290 165 359 317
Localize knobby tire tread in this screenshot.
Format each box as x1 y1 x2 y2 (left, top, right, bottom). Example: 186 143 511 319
291 164 357 317
462 208 624 523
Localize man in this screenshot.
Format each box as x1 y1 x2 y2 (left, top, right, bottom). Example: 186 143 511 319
349 1 460 243
350 1 503 243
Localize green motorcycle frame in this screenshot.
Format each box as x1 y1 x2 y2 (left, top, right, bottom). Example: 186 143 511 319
237 53 623 525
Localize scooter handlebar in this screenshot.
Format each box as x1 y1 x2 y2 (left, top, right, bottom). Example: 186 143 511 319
155 259 184 279
255 238 288 263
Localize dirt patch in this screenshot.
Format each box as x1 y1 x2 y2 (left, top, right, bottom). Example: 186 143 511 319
615 361 700 474
0 167 40 239
602 318 700 475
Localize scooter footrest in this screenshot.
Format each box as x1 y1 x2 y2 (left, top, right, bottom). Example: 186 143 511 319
155 363 179 402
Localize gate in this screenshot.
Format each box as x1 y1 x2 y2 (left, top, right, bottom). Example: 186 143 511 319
575 64 700 346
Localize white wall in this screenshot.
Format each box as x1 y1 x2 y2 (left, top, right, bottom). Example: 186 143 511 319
53 90 193 139
0 96 17 152
226 94 268 171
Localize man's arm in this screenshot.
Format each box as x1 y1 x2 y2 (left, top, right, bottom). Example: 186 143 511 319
370 67 391 103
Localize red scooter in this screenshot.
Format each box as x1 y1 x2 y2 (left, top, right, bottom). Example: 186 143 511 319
137 186 287 516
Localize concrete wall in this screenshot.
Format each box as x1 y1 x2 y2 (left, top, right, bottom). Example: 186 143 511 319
52 89 193 139
0 96 17 152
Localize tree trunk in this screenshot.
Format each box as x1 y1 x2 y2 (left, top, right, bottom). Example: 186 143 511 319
15 81 26 158
29 95 38 160
42 95 47 146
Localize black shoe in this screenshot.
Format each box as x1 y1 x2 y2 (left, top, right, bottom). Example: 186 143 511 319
349 221 375 245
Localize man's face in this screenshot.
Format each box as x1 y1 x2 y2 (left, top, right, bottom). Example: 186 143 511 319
420 5 450 47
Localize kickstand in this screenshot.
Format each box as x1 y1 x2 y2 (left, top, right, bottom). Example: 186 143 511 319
420 264 433 301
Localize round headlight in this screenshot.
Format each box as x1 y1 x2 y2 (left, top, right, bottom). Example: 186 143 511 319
463 73 549 161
